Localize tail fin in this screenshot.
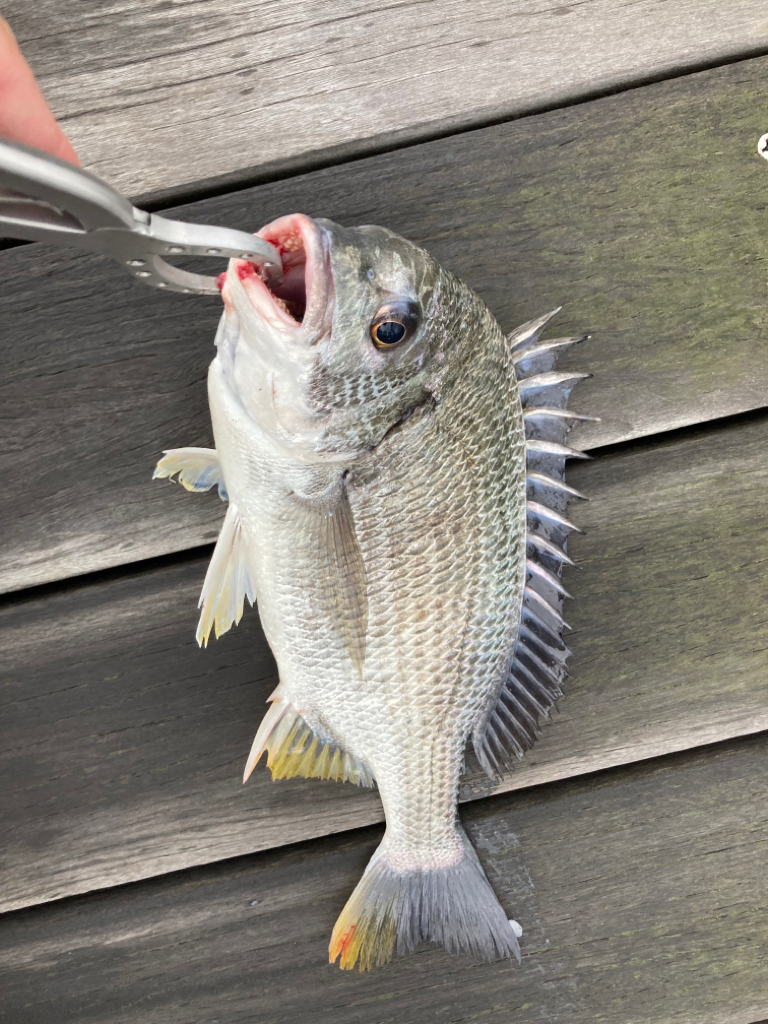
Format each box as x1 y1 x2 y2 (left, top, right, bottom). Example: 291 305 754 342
329 827 520 971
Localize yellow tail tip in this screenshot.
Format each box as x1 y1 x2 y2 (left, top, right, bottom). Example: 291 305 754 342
327 832 521 971
328 925 357 970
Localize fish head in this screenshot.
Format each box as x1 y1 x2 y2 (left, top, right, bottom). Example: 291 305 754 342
217 213 480 463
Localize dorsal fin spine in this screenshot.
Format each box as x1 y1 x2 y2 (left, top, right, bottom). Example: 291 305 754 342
527 558 571 598
528 500 582 533
506 308 562 352
512 335 587 366
521 606 567 648
527 532 574 566
527 470 587 502
473 311 589 780
523 585 570 629
525 438 590 460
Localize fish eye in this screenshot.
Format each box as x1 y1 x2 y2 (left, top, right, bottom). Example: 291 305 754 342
370 301 420 350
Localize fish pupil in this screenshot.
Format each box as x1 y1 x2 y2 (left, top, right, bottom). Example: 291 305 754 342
376 321 406 345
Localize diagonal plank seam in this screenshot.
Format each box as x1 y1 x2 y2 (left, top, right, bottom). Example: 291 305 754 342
3 401 767 607
0 728 764 922
134 45 768 208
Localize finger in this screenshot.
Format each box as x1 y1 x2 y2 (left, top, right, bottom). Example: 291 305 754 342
0 17 80 165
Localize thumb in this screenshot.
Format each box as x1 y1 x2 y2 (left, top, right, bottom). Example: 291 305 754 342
0 16 80 165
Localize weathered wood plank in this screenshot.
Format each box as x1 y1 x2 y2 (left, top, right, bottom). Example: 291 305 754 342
3 413 768 912
2 736 766 1024
3 57 768 592
6 0 768 202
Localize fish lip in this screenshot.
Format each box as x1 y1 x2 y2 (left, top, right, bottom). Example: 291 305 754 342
227 213 331 344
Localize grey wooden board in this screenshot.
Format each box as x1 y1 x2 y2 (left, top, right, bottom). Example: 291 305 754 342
1 736 766 1024
4 412 768 913
3 56 768 593
6 0 768 203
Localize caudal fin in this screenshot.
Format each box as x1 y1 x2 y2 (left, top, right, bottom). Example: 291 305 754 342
329 827 520 971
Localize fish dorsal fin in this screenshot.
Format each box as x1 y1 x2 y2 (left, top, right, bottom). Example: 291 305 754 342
153 447 228 501
474 312 593 779
244 687 375 787
196 503 256 647
505 308 561 352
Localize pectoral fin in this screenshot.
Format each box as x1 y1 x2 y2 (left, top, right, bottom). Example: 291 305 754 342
153 447 228 501
321 488 368 676
292 483 368 676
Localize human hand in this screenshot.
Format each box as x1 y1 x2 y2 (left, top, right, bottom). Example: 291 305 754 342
0 16 79 164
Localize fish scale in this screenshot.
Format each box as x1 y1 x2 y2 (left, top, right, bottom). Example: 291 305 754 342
153 214 588 971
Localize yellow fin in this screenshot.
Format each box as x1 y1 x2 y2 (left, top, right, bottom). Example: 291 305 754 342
243 692 374 787
329 831 521 971
196 504 256 646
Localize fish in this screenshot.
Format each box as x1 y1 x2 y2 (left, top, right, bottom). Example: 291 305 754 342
154 213 590 971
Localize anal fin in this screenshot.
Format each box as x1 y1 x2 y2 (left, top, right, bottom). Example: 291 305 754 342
244 689 374 788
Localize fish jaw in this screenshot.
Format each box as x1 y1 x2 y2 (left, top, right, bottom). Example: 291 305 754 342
219 212 332 343
213 214 337 451
212 214 446 465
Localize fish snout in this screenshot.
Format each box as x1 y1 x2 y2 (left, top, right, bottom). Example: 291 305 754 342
220 213 332 345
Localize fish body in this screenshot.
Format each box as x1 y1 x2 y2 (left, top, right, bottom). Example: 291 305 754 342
155 214 588 970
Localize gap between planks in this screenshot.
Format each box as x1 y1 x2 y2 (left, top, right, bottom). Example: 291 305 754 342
1 733 766 1024
5 0 768 203
3 56 768 593
2 412 768 911
2 398 764 612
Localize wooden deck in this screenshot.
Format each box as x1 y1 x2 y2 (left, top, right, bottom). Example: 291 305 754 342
2 4 768 1021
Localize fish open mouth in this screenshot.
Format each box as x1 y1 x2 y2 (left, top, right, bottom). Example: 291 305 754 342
223 214 328 335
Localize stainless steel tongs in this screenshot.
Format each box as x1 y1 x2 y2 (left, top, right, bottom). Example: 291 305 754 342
0 138 282 294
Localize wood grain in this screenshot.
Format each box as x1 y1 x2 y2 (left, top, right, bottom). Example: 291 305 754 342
5 0 768 202
3 56 768 592
4 413 768 912
2 736 766 1024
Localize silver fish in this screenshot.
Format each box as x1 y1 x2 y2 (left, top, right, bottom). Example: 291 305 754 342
154 214 589 970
